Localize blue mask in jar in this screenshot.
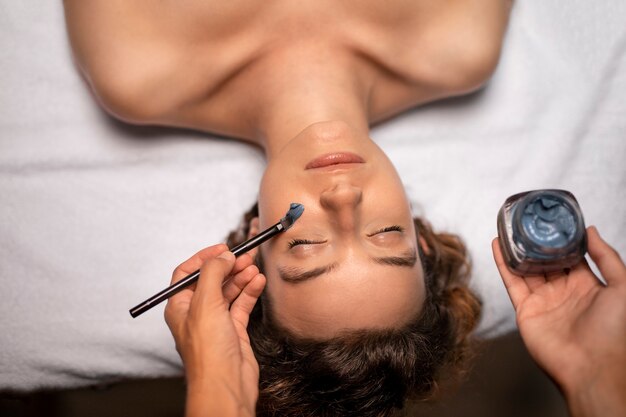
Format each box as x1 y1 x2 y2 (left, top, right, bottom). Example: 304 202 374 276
497 189 587 275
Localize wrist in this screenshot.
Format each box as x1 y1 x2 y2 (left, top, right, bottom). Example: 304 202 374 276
184 358 237 385
186 376 255 417
562 362 626 417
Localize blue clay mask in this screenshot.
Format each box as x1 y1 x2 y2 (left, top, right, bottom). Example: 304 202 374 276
521 195 577 249
497 189 587 275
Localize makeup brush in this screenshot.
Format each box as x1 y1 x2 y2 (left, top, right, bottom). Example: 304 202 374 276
129 203 304 318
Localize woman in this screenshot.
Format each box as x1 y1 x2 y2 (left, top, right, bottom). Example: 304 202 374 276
63 1 513 415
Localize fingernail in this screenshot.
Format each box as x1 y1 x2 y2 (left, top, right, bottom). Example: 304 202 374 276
218 251 234 261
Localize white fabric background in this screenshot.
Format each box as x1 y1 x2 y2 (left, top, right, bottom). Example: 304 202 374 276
1 1 624 390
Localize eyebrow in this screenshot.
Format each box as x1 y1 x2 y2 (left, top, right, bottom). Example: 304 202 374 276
372 249 418 268
278 263 339 283
278 249 418 284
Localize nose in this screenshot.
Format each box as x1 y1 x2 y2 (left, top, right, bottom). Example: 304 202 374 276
320 183 363 231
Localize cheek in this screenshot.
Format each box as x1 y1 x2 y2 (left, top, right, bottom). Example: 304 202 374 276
260 268 289 315
263 278 336 334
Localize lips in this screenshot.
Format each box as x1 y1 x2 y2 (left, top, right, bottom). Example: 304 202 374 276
305 152 365 170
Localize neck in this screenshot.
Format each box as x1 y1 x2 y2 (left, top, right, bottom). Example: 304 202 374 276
250 52 371 159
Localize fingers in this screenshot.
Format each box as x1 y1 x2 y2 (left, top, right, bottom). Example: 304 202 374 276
164 283 197 335
587 226 626 286
171 244 229 284
192 251 236 308
167 247 257 320
233 253 255 276
230 273 266 331
492 238 530 309
223 264 260 303
166 245 230 330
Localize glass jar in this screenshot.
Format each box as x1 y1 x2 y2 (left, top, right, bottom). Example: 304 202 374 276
497 189 587 275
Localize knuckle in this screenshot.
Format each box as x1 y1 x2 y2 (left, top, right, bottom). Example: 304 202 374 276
171 266 185 283
598 246 620 263
201 258 228 277
607 246 622 260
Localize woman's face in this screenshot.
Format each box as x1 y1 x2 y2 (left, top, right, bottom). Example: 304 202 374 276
258 121 425 339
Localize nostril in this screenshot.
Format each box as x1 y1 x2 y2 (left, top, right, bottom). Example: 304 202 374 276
320 184 362 210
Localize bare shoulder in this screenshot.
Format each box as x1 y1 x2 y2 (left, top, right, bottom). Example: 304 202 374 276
393 0 514 94
63 0 180 122
62 0 260 124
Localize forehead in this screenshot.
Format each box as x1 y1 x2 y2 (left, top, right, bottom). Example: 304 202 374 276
265 258 425 339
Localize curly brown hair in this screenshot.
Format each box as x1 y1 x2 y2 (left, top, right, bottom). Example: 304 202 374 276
226 204 481 417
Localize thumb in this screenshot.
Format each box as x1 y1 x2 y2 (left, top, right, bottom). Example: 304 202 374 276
587 226 626 286
193 251 236 307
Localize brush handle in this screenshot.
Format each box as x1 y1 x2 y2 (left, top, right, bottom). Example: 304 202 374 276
129 221 283 318
129 269 201 318
231 221 284 256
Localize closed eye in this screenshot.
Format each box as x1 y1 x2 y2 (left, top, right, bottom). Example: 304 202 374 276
289 225 403 248
367 225 404 237
288 239 327 249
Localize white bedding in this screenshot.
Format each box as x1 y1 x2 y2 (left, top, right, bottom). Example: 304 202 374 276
1 1 624 391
